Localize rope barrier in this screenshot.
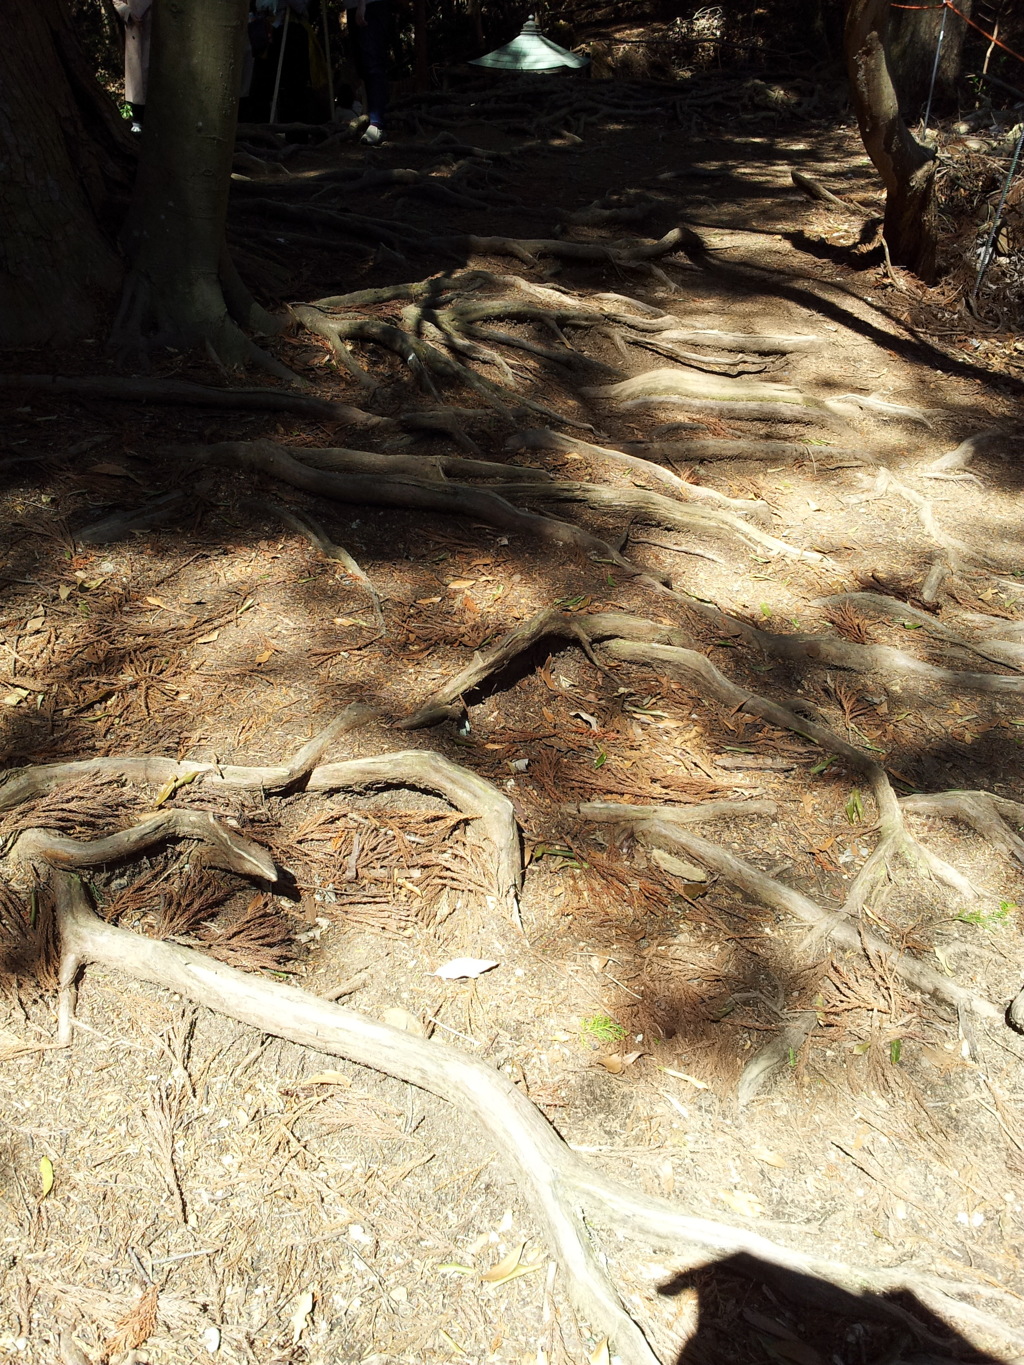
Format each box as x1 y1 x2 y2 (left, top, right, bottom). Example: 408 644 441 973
890 1 1024 69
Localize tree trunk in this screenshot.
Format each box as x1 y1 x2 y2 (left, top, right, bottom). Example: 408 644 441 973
0 0 128 348
845 0 939 283
888 0 972 115
113 0 279 364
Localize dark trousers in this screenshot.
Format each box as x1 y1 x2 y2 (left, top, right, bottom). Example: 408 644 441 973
349 1 389 128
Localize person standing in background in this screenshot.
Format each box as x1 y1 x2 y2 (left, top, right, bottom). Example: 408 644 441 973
113 0 152 134
345 0 390 145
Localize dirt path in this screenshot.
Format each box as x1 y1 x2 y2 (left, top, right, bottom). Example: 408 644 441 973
2 76 1024 1365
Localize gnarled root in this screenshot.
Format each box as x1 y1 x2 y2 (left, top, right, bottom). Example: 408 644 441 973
899 790 1024 870
572 806 1000 1022
52 875 1023 1362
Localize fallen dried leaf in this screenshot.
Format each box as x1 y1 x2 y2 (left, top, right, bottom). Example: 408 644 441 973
481 1241 526 1283
720 1188 764 1218
434 958 498 980
288 1290 314 1345
382 1007 430 1037
39 1157 54 1199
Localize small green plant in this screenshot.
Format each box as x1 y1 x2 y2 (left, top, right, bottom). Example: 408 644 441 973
845 789 864 824
759 602 772 618
889 1039 902 1065
956 900 1015 928
579 1015 627 1045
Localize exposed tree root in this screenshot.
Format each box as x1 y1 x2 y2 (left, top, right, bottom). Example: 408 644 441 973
0 706 375 812
900 791 1024 870
598 314 823 354
817 592 1024 671
505 428 771 517
51 875 1024 1362
585 370 833 417
680 596 1024 696
573 808 1001 1021
12 810 275 882
401 608 694 730
0 722 519 916
0 373 360 422
488 478 832 565
291 305 578 425
620 437 870 466
170 439 661 589
852 469 1002 570
240 497 386 635
76 493 190 546
436 226 700 280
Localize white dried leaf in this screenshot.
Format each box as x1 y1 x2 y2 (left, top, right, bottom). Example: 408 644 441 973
434 958 498 980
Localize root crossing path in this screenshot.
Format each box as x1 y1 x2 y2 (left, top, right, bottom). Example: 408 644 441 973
3 76 1024 1365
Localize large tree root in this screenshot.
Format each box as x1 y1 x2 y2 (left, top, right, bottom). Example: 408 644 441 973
817 592 1024 671
0 373 362 422
572 807 1001 1022
51 875 1024 1362
291 305 578 426
899 791 1024 870
170 439 662 590
0 719 520 915
505 428 771 518
488 478 831 565
401 608 694 730
585 370 836 421
680 596 1024 697
12 809 275 881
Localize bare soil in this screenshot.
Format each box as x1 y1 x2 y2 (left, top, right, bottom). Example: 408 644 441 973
2 74 1024 1365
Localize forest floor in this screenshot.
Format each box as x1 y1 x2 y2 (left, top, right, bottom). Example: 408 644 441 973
2 72 1024 1365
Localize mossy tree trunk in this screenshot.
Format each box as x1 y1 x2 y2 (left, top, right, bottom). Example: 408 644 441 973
845 0 939 283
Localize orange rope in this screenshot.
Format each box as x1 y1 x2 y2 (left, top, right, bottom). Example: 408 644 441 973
889 0 1024 68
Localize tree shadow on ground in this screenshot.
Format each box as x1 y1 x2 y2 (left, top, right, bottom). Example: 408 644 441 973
660 1252 1009 1364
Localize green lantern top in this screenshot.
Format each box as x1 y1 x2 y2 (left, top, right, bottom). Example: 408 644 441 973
470 16 589 72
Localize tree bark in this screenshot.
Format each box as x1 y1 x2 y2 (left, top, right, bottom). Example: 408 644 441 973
0 0 128 347
112 0 278 363
889 0 971 114
845 0 939 283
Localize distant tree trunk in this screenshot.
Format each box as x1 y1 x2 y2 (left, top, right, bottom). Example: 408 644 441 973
0 0 128 347
888 0 971 115
113 0 281 365
845 0 939 283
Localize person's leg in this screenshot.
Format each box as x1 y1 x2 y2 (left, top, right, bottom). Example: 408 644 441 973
358 0 389 133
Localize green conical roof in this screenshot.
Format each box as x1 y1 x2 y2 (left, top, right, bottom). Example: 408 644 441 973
470 17 588 72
